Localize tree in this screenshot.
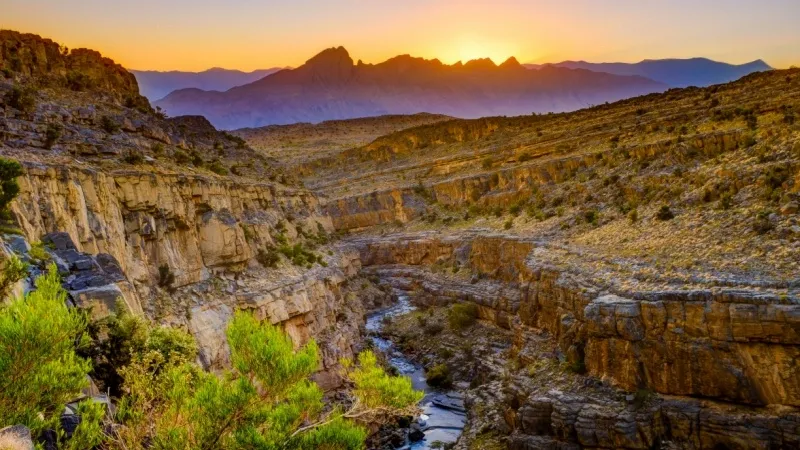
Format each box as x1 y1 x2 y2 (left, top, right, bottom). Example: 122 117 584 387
0 264 94 436
112 311 422 449
0 157 23 215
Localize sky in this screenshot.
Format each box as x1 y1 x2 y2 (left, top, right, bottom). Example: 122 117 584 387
3 0 799 71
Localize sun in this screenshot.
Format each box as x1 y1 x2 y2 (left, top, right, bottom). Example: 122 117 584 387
455 36 515 64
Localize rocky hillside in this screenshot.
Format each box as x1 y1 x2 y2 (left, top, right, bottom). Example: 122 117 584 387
155 46 666 129
243 68 800 448
233 113 452 167
0 30 391 391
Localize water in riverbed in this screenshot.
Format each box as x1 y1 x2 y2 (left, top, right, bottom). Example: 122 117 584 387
366 295 466 449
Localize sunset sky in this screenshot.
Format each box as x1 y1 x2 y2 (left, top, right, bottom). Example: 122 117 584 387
3 0 799 71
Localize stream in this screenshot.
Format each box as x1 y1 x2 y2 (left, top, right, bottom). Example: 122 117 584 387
365 295 466 449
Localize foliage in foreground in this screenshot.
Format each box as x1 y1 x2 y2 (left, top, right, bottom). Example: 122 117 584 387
112 311 422 449
0 264 94 438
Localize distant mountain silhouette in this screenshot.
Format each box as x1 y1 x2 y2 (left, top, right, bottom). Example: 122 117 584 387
130 67 286 100
523 58 771 88
154 47 667 129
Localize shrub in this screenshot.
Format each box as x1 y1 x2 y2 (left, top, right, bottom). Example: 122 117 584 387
425 363 452 388
4 86 36 113
44 123 63 149
66 70 93 91
504 219 513 230
208 159 228 175
628 209 638 223
121 150 145 165
113 312 421 448
100 115 120 134
256 246 280 268
157 264 175 289
448 302 478 330
583 209 598 225
655 205 674 221
172 149 190 164
481 157 493 169
151 142 165 156
28 241 51 267
0 254 27 298
752 211 774 234
424 322 444 336
518 152 533 162
83 305 197 397
0 157 23 214
0 265 94 436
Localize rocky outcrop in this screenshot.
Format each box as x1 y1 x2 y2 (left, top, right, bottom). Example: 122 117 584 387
12 163 330 288
0 30 144 105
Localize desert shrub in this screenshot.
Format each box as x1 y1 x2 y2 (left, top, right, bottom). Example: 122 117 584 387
424 321 444 336
518 152 533 162
4 86 36 113
190 150 204 167
655 205 674 221
448 302 478 331
0 157 23 215
583 209 598 225
0 265 95 436
121 149 145 165
208 159 228 175
752 211 774 234
481 157 494 169
628 209 639 223
504 219 513 230
425 363 452 388
66 70 93 91
151 142 165 156
172 149 190 164
256 246 280 268
100 115 120 133
157 264 175 289
44 123 63 149
278 242 321 267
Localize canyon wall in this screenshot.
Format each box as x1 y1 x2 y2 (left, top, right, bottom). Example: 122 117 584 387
350 233 800 448
6 162 385 387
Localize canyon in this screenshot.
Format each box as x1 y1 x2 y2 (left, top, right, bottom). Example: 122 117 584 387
1 29 799 449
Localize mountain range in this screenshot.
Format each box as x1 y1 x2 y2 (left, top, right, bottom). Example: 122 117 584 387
523 58 772 88
153 47 668 129
130 67 285 100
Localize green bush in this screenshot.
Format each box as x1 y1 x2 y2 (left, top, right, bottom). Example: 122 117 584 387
66 70 93 91
425 363 452 388
157 264 175 290
208 159 228 175
4 86 36 113
256 246 280 268
121 150 145 165
113 312 421 448
448 302 478 330
0 265 93 436
44 123 63 149
100 115 120 134
0 254 27 298
0 157 23 215
655 205 674 221
172 149 190 164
